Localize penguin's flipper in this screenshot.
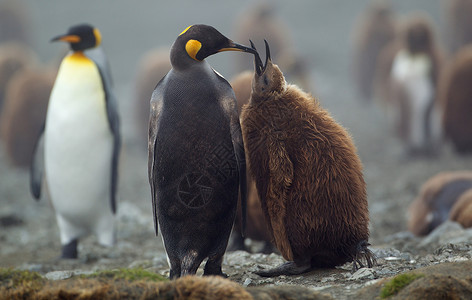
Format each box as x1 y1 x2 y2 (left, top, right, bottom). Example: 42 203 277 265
86 47 113 87
231 121 247 238
148 75 167 236
30 125 45 200
89 51 121 215
218 88 247 237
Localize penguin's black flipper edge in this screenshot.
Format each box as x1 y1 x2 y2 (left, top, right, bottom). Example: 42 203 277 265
90 51 121 215
148 76 167 236
218 86 247 237
232 124 247 238
30 124 45 200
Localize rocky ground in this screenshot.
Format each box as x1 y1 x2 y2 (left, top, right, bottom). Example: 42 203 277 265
1 0 472 299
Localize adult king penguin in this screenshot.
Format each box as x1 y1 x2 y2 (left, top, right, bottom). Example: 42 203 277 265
148 24 254 278
30 24 120 259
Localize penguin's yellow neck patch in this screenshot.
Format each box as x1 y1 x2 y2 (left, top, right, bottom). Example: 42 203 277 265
179 25 192 36
186 39 202 61
65 52 93 65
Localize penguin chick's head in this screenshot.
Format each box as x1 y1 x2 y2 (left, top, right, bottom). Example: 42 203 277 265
51 24 101 51
171 24 256 68
250 40 285 99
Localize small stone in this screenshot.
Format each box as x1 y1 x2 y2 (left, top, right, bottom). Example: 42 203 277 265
45 270 73 280
243 278 252 287
349 268 375 280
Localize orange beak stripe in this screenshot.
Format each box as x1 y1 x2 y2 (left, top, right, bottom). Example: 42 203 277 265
59 35 81 43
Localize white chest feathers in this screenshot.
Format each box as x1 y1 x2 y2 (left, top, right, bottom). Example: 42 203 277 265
44 52 114 243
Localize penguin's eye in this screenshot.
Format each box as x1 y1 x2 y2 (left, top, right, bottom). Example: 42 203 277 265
185 39 202 61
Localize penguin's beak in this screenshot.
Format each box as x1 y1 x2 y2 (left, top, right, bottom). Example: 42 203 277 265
218 40 258 54
250 39 271 76
51 34 81 43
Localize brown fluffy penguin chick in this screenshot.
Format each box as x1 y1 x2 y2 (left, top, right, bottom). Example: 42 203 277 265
241 41 375 277
351 0 396 101
408 171 472 236
439 45 472 153
449 189 472 228
133 48 171 147
0 67 55 167
229 71 275 254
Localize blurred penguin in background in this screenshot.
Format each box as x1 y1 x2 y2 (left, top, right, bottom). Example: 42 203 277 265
30 24 121 259
439 45 472 154
351 0 396 102
0 42 37 114
0 0 31 46
133 47 171 148
389 13 444 156
0 66 55 167
442 0 472 55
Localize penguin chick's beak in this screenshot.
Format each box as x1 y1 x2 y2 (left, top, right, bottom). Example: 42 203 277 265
250 39 271 76
218 41 258 55
51 34 81 43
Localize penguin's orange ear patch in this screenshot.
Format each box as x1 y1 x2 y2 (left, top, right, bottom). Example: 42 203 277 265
185 39 202 61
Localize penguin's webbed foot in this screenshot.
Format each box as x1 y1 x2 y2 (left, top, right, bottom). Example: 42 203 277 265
61 239 78 259
351 240 376 272
255 261 312 277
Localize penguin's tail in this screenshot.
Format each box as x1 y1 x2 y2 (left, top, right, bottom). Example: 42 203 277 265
180 250 200 277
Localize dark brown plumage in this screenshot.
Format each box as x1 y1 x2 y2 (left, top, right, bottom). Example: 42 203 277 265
0 67 55 167
351 0 396 101
241 42 374 276
408 171 472 236
439 45 472 153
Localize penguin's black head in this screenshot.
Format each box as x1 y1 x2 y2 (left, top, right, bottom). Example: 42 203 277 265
172 24 256 64
51 24 101 51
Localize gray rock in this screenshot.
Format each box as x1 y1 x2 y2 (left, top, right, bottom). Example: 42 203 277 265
45 270 73 280
349 268 375 280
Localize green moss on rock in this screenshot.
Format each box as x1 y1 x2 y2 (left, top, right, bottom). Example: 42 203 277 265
380 273 424 298
0 268 46 299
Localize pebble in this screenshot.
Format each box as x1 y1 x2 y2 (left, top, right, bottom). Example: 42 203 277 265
349 268 375 280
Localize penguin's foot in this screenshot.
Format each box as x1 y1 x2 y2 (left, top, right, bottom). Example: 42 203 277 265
255 261 312 277
351 240 377 272
61 239 78 259
203 255 227 277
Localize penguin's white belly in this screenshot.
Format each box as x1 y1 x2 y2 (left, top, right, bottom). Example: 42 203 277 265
45 57 113 239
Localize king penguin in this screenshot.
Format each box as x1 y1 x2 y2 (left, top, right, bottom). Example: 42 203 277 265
30 24 120 259
148 24 254 278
